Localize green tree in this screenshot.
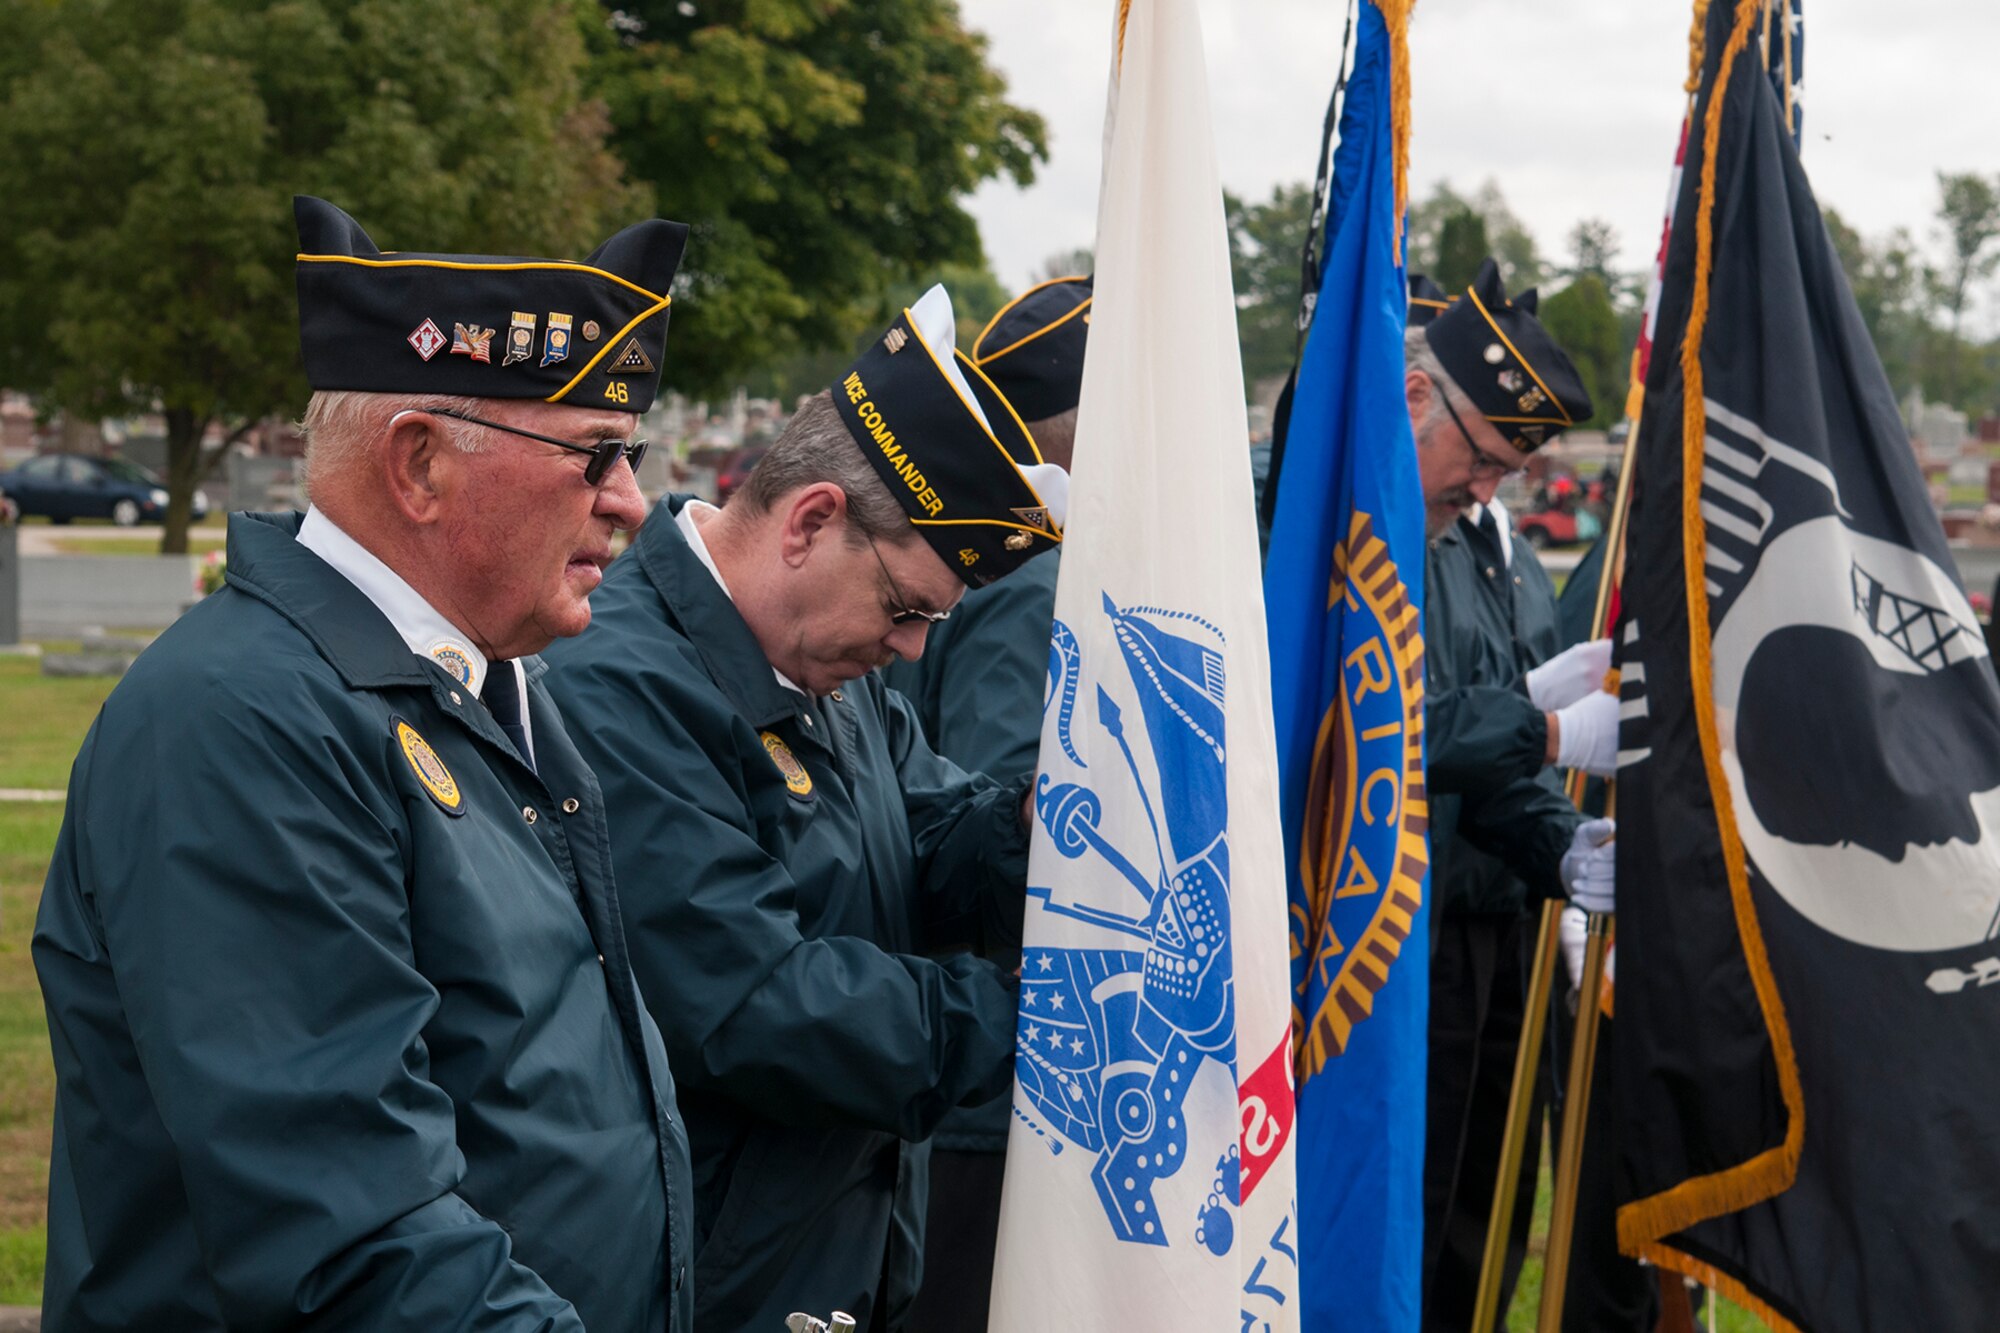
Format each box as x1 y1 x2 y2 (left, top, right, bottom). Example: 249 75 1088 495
0 0 641 553
1407 179 1544 291
591 0 1047 397
1432 208 1491 295
1825 207 1927 399
1226 183 1313 388
1563 218 1621 288
1537 275 1624 430
1926 172 2000 406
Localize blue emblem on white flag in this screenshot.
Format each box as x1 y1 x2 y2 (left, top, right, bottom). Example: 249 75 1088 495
1017 594 1236 1247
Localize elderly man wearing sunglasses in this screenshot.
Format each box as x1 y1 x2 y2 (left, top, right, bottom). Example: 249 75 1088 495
542 284 1066 1333
34 196 697 1332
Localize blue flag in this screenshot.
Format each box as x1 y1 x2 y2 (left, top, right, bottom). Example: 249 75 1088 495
1264 3 1430 1327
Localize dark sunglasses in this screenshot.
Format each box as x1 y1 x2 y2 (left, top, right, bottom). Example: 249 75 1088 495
865 534 951 627
1431 378 1519 480
419 408 648 486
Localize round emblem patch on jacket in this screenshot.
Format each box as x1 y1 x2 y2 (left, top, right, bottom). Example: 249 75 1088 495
397 718 464 815
760 731 814 798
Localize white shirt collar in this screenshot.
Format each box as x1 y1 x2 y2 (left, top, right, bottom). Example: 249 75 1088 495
296 506 496 697
673 501 807 696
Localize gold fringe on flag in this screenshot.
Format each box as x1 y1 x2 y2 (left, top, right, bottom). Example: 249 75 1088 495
1373 0 1418 264
1614 0 1808 1258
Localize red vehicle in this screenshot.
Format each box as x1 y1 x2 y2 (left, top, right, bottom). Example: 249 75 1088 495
1514 475 1602 549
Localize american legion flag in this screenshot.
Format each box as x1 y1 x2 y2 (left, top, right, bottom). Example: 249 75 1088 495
1614 0 2000 1328
986 1 1299 1329
1261 2 1428 1329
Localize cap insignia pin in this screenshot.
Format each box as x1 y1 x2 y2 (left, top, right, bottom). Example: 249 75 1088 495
407 318 448 361
608 337 656 375
1004 531 1032 551
1518 386 1547 413
1010 506 1050 528
1483 342 1506 365
582 319 601 342
503 311 536 367
1520 424 1548 447
541 313 573 368
450 323 496 365
428 640 476 686
1497 368 1525 393
884 327 908 354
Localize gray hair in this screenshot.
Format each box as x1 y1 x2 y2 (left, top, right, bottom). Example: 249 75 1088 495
734 390 909 543
299 390 489 500
1404 327 1465 435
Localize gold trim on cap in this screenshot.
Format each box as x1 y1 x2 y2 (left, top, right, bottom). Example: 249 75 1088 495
972 274 1093 366
900 308 1060 534
1464 286 1574 426
544 296 671 402
955 350 1046 466
296 253 668 305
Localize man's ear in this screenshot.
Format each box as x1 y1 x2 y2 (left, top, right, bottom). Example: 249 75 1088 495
778 483 848 568
383 412 456 525
1405 368 1433 426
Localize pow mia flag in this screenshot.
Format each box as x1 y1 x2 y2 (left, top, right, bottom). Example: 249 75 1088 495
1614 2 2000 1329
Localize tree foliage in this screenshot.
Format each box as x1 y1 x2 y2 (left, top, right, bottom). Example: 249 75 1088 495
591 0 1047 396
0 0 641 551
1537 276 1625 430
1406 179 1545 292
1225 184 1313 389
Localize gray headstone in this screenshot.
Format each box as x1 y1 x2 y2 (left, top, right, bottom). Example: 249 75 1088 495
0 524 18 646
41 652 134 678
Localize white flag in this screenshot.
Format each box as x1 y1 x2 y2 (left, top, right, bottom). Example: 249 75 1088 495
988 2 1300 1330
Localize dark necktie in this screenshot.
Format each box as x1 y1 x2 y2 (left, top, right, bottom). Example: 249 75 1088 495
1478 504 1503 553
485 661 534 772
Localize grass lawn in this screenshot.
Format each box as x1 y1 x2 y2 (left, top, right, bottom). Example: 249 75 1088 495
0 657 119 793
0 657 113 1306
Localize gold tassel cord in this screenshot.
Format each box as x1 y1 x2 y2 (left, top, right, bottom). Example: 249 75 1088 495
1616 0 1808 1254
1371 0 1418 264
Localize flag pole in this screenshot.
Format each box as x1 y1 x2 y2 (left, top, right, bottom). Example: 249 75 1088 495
1470 416 1640 1330
1538 903 1612 1332
1469 898 1563 1333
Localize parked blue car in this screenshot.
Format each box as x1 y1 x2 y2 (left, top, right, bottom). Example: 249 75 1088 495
0 452 208 526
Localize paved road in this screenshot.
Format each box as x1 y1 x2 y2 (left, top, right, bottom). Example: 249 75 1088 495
14 525 170 556
0 1307 38 1331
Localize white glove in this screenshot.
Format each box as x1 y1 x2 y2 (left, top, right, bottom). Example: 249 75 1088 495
1553 688 1621 776
1560 816 1616 914
1559 904 1589 991
1524 637 1614 711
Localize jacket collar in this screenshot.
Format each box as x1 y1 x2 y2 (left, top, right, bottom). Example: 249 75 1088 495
634 495 809 728
223 511 442 691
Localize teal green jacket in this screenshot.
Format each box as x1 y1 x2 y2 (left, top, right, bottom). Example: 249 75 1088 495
541 500 1030 1333
1423 513 1580 916
879 546 1057 1155
34 512 689 1332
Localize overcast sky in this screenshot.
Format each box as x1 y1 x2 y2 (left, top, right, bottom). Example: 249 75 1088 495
958 0 2000 306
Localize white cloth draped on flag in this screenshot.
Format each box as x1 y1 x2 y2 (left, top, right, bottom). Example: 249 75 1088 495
986 2 1299 1330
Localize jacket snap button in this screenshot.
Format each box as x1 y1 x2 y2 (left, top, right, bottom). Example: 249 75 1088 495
831 689 844 702
1484 565 1497 578
562 797 581 814
450 691 462 705
522 806 538 825
597 953 605 965
802 715 814 728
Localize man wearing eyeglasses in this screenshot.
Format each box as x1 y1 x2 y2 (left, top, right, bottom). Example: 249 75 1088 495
541 284 1065 1333
1402 261 1620 1331
34 196 695 1331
